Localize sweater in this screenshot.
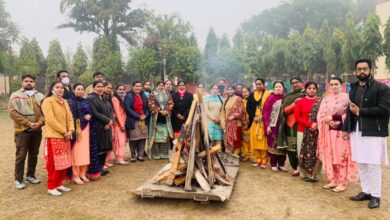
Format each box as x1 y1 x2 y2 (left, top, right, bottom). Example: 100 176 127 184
8 88 45 132
41 96 75 138
294 97 317 132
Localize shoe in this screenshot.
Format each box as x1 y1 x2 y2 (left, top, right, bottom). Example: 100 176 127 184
332 186 346 193
117 160 129 165
368 197 380 209
303 177 318 183
47 189 62 196
130 158 137 163
323 183 337 189
260 164 267 169
137 157 145 162
15 180 26 189
80 176 90 183
291 170 300 176
252 163 260 167
271 167 278 172
101 169 110 176
278 166 288 172
25 176 41 184
350 192 371 201
56 185 72 192
73 178 84 185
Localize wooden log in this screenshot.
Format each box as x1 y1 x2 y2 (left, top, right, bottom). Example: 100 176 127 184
195 155 208 179
198 144 221 157
184 99 197 127
215 172 232 186
166 125 188 185
173 176 186 186
215 152 227 175
184 109 200 191
194 169 211 192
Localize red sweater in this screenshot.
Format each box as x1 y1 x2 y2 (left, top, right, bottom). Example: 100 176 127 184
294 97 317 132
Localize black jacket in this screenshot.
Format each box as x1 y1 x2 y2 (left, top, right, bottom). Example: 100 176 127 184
342 78 390 137
171 91 193 131
87 92 113 152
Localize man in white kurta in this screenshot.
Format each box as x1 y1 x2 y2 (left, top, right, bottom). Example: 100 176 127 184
342 59 390 209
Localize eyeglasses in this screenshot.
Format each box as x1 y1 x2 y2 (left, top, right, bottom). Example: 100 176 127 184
356 67 370 72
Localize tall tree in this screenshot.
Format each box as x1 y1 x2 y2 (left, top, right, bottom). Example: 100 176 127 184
92 36 123 84
127 47 159 81
171 46 202 82
0 0 19 51
30 38 47 76
219 34 231 51
59 0 150 46
285 31 304 77
341 14 361 74
46 40 67 83
302 26 325 80
360 13 383 68
241 0 353 38
71 43 88 79
142 14 199 80
204 27 219 75
18 39 40 75
384 17 390 70
319 20 337 80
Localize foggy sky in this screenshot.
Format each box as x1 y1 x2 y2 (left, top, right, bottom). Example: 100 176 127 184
4 0 281 56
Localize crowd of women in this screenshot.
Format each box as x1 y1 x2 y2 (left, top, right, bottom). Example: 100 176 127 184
10 70 359 197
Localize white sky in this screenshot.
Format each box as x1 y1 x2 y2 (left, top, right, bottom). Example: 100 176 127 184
4 0 281 56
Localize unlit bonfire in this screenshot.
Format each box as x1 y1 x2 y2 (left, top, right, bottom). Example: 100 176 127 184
133 93 240 202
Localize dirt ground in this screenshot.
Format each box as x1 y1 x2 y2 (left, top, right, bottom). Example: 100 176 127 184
0 112 389 220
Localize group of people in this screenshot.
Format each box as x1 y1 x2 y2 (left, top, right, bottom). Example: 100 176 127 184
8 58 389 209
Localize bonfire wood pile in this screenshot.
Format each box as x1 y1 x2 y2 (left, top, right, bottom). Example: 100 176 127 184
154 93 233 192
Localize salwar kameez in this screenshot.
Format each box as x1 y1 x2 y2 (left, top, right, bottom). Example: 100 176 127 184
262 93 286 168
45 138 72 190
147 90 174 160
221 95 244 155
317 92 359 189
241 98 251 160
247 90 271 165
277 90 304 171
111 96 127 162
204 95 224 142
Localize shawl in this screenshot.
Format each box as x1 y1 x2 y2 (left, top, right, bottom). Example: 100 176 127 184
276 89 304 148
222 95 243 147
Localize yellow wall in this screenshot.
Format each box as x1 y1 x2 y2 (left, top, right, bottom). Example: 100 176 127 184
376 0 390 79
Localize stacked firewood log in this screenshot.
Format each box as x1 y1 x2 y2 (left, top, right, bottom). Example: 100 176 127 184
154 93 233 192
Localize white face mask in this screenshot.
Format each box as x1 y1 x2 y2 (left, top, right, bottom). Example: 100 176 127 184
61 77 70 85
25 90 35 96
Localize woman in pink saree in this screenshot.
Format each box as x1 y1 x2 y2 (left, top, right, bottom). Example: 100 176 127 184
317 77 359 192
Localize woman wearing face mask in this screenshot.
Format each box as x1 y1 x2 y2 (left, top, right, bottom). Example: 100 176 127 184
295 81 320 181
147 81 174 159
204 84 224 147
110 85 129 165
317 77 359 192
125 81 149 162
87 80 114 176
221 86 243 155
41 81 74 196
143 81 152 98
67 83 92 184
241 87 252 161
101 81 115 168
262 81 287 172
